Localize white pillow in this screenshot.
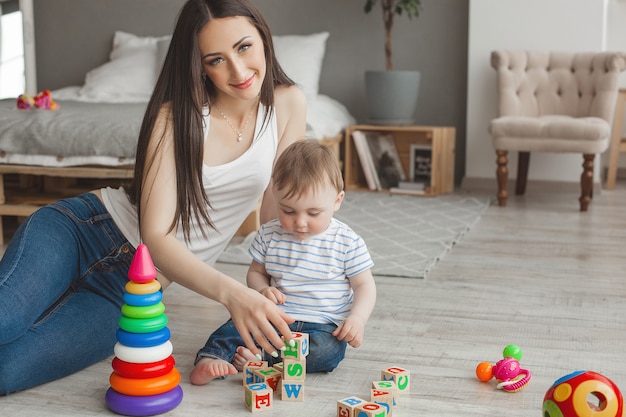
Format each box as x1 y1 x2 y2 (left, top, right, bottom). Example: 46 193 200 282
78 31 170 102
272 32 329 103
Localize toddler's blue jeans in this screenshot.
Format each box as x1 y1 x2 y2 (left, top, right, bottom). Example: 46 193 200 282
0 193 134 394
195 319 347 373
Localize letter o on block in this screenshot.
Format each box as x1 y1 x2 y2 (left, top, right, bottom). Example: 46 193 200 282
355 402 387 417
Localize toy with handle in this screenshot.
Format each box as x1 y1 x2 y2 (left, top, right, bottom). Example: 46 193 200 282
475 344 532 393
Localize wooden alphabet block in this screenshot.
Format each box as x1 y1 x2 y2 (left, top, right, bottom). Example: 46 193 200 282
272 362 284 373
337 396 366 417
355 402 387 417
372 380 397 406
370 388 394 417
244 382 273 412
243 361 268 386
279 380 305 402
253 367 282 392
381 367 410 393
281 332 309 361
282 358 306 381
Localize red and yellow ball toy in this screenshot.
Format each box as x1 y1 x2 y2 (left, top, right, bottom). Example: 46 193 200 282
543 370 624 417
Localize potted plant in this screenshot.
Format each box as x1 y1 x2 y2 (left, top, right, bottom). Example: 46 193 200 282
363 0 422 125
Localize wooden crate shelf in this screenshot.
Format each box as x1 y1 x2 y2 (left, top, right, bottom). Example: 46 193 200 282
343 125 456 196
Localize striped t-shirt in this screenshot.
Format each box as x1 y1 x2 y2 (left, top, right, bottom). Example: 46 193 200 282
248 218 374 325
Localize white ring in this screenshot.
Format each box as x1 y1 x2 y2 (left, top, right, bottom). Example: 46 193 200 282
114 341 173 364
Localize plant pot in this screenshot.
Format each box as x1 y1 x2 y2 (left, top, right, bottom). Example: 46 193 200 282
365 70 421 126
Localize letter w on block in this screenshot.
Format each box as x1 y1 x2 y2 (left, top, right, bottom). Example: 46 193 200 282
281 381 304 402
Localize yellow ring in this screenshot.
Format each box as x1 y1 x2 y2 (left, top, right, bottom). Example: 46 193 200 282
126 280 161 295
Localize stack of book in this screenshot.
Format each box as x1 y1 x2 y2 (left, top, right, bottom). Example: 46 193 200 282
352 130 431 195
351 130 405 191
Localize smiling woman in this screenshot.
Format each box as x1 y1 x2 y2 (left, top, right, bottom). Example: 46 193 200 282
0 0 306 395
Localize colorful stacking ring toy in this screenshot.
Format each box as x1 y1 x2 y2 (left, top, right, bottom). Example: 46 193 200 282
114 340 173 364
123 291 162 307
112 356 176 379
121 302 165 319
125 280 161 295
105 385 183 417
110 368 181 396
118 313 168 334
116 327 171 348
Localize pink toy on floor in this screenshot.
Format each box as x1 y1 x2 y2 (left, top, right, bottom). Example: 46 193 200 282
475 344 532 393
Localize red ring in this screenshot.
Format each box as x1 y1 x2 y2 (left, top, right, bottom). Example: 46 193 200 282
111 356 176 379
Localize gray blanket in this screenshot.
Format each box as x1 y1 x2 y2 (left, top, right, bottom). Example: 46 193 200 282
0 99 147 158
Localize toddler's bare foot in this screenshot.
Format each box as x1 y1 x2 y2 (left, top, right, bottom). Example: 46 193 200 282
232 346 261 371
189 357 237 385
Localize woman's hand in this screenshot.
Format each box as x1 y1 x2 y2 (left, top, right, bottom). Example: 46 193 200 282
225 286 294 358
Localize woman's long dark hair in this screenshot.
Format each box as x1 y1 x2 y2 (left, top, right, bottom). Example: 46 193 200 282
128 0 294 242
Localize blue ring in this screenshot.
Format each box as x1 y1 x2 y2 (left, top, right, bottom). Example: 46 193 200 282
116 327 171 348
123 291 162 307
105 385 183 416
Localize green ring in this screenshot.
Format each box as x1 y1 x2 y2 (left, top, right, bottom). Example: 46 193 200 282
119 314 168 334
121 302 165 319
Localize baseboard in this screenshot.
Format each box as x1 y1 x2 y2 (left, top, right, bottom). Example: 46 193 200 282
460 177 602 193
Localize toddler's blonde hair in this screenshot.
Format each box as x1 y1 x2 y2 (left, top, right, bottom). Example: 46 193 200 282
272 138 344 199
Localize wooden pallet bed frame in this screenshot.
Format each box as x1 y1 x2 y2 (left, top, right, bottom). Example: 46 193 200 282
0 133 343 245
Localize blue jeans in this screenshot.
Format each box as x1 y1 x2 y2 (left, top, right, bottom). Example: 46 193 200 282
0 193 135 394
195 319 347 373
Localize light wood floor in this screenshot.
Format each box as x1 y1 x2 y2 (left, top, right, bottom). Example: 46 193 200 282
1 179 625 416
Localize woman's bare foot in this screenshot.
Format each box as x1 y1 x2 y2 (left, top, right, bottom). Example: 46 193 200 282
189 357 238 385
232 346 261 371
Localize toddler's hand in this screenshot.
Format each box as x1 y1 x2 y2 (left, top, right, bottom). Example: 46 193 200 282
260 286 286 304
333 316 365 348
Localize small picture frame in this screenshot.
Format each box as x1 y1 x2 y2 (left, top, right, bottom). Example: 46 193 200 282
409 144 432 183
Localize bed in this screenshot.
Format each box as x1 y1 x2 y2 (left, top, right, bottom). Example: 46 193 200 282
0 29 355 243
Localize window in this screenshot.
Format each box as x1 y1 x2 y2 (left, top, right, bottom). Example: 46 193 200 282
0 7 24 99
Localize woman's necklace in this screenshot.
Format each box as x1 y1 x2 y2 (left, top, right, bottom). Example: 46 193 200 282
213 103 254 142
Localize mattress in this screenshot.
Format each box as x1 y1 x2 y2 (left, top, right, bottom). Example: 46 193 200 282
0 93 354 168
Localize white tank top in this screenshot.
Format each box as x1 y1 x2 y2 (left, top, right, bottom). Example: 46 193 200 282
101 104 277 265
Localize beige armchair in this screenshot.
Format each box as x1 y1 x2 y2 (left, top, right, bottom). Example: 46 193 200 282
489 50 626 211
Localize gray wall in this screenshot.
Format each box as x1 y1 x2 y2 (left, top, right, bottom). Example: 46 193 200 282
33 0 468 183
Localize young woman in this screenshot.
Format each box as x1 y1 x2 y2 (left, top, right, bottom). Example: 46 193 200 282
0 0 306 394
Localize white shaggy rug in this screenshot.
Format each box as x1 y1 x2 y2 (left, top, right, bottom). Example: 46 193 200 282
217 192 490 278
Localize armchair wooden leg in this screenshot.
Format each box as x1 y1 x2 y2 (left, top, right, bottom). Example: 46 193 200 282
496 150 508 207
606 89 626 189
579 153 594 212
516 152 530 195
